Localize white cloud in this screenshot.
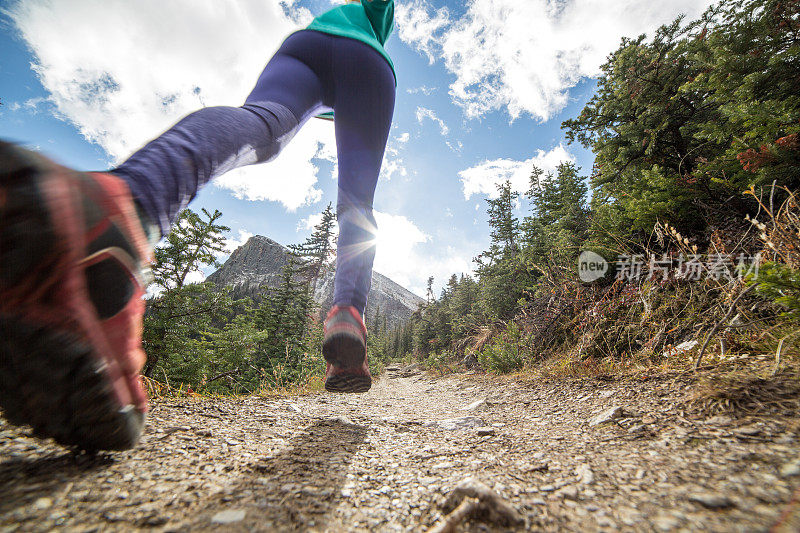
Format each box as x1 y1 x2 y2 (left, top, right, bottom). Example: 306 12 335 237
373 211 430 289
8 0 334 211
298 212 325 232
380 155 408 181
372 211 474 297
397 0 715 121
406 85 437 95
395 1 450 64
396 132 410 143
446 140 463 153
459 144 574 199
184 270 207 285
415 106 449 136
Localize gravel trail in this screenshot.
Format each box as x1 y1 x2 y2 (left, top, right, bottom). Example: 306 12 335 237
2 366 799 531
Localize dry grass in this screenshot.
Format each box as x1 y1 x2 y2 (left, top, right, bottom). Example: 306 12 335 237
257 373 326 398
686 362 800 417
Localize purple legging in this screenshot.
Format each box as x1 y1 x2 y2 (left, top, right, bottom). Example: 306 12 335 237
112 30 396 315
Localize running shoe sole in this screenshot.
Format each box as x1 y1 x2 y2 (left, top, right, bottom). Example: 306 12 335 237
0 142 145 451
324 371 372 393
323 331 371 393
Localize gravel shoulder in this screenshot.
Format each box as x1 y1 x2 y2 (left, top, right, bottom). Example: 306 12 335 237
1 367 799 532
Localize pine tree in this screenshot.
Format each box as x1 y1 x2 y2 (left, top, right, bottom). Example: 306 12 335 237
253 253 317 384
144 209 236 385
474 180 528 321
151 208 228 291
288 202 337 295
486 180 520 256
523 162 589 267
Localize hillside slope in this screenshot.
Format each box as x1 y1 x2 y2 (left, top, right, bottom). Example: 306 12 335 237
207 235 424 329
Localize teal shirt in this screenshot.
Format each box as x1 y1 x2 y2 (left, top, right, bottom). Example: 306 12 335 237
306 1 395 82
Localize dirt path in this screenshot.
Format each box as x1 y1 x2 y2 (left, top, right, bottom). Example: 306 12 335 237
1 367 799 532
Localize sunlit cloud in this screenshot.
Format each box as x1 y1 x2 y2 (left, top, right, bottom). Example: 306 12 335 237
397 0 716 121
415 106 449 136
406 85 438 96
459 144 575 199
395 1 450 64
7 0 332 211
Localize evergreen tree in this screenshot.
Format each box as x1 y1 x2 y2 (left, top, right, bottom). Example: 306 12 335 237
562 0 800 243
288 202 337 295
523 162 589 267
151 208 228 291
144 209 230 379
474 181 528 321
254 253 317 383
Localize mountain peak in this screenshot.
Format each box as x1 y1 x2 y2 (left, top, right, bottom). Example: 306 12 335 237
208 235 423 328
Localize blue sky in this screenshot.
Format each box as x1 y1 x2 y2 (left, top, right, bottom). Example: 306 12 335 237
0 0 714 296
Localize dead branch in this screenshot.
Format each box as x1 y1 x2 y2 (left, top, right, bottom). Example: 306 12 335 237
426 497 480 533
694 283 757 370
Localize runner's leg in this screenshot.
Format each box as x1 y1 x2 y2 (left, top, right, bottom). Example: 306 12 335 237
111 32 330 237
330 38 396 316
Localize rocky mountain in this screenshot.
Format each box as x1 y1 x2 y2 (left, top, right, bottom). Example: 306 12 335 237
207 235 424 329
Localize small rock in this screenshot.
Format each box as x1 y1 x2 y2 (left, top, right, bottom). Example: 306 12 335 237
211 510 246 524
460 398 487 411
33 497 53 510
142 515 168 527
475 427 496 436
526 463 549 473
652 514 681 531
589 406 625 427
780 459 800 478
575 464 594 485
424 416 485 431
688 491 734 509
617 506 642 525
734 424 761 436
662 339 698 358
554 485 579 500
442 477 524 528
705 415 733 426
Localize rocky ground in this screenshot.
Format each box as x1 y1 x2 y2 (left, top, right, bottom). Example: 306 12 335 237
1 366 799 532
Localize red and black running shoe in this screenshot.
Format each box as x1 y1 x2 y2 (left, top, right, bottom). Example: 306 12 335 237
0 141 152 451
322 305 371 393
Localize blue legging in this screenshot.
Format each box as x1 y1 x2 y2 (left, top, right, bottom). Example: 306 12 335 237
112 30 396 315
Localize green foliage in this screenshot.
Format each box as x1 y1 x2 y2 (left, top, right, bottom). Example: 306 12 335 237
288 202 336 294
144 208 235 385
474 180 534 321
400 0 800 377
151 208 228 290
753 262 800 322
563 0 800 244
143 206 336 394
477 323 527 373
